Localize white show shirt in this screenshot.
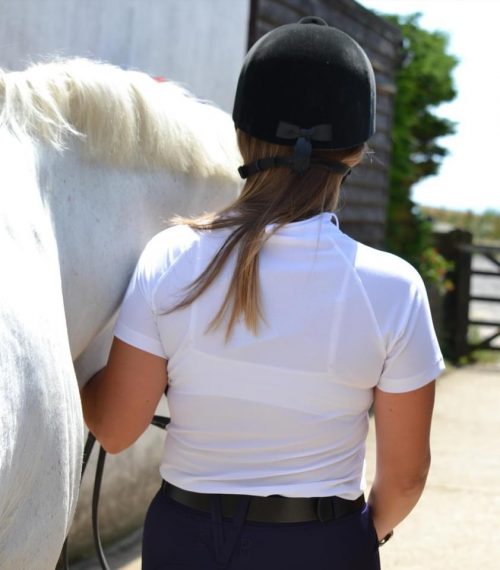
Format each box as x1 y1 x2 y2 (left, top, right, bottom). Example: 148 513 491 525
114 213 444 499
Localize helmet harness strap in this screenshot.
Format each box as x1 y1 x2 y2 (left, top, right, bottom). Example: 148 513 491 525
238 121 352 181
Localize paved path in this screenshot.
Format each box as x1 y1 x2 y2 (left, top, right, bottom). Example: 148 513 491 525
75 362 500 570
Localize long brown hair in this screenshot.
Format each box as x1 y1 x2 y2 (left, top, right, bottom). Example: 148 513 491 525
168 130 365 340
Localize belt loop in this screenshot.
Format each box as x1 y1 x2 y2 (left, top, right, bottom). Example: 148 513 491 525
219 496 250 567
210 495 225 564
211 495 250 568
316 497 333 522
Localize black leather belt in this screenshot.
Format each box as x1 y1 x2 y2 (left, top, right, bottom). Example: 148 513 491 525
161 481 365 523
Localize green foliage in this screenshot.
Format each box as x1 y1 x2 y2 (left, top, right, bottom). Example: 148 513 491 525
386 14 458 191
418 246 454 295
383 13 458 291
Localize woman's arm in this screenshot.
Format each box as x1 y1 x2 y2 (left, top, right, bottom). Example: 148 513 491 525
80 337 168 454
368 381 436 540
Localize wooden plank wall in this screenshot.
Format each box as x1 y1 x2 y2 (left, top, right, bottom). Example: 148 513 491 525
249 0 402 247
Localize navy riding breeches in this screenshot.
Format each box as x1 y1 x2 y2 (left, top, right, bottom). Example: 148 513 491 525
142 487 381 569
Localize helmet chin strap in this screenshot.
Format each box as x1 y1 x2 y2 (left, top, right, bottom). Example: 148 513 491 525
237 153 351 180
238 121 352 180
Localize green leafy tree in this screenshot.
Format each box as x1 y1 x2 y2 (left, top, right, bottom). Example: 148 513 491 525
383 14 458 283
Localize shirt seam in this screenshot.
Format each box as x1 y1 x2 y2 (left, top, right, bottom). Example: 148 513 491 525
332 237 386 359
114 322 167 358
379 356 444 386
149 227 199 314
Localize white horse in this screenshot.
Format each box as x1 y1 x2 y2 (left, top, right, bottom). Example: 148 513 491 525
0 58 241 569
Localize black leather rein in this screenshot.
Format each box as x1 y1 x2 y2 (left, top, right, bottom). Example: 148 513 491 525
56 415 171 570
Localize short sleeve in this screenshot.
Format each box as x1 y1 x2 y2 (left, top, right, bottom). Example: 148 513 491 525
114 240 167 359
378 276 445 393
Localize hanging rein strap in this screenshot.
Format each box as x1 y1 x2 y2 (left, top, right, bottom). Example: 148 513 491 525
56 415 170 570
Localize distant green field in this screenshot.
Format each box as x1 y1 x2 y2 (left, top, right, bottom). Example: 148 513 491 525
422 207 500 243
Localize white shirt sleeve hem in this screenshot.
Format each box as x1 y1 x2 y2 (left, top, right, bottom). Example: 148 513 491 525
114 322 167 359
377 357 445 393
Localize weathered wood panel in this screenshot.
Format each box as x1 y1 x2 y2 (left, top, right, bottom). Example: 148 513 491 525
251 0 402 247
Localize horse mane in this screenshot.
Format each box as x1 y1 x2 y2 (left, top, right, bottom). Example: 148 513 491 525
0 58 241 181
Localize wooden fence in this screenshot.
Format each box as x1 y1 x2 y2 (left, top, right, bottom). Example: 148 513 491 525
436 230 500 361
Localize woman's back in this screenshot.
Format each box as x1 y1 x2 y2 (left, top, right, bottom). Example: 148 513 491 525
115 213 442 499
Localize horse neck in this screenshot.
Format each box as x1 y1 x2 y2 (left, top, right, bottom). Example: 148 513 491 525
41 139 239 366
0 131 58 265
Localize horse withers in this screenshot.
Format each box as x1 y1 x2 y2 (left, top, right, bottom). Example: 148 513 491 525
0 58 241 569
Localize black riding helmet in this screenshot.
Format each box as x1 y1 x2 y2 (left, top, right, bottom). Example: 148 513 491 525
233 16 376 179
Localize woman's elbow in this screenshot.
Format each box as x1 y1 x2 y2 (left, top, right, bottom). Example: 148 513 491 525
395 453 431 495
100 437 129 455
90 429 136 455
377 450 431 495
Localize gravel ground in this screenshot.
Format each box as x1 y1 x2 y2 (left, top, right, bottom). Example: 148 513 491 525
75 362 500 570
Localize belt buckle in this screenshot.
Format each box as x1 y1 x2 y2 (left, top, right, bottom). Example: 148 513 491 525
316 497 333 522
